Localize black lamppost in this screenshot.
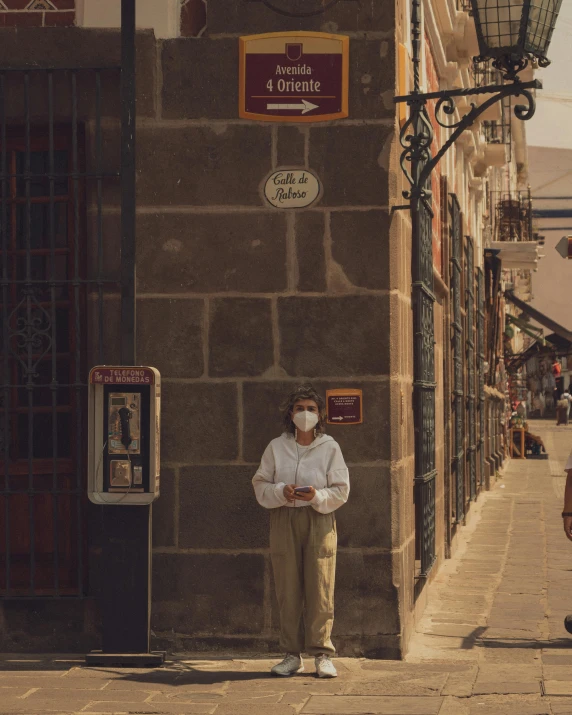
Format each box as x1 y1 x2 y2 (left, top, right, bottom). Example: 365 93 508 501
394 0 562 577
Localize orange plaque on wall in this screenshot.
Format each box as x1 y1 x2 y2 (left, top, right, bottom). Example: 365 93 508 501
326 389 363 425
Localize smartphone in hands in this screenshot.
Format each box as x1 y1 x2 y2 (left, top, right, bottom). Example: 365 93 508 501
293 486 312 495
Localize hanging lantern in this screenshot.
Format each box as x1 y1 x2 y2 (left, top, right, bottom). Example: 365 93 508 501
469 0 563 78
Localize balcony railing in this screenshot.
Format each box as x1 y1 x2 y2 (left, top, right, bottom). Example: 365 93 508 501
491 189 534 242
472 58 503 88
483 97 511 146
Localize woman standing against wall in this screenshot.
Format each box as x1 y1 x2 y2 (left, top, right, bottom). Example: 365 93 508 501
252 385 350 678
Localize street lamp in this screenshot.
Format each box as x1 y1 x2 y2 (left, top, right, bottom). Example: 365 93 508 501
395 0 563 204
471 0 563 80
393 0 562 579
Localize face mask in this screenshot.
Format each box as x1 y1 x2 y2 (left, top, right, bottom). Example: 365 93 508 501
293 410 319 433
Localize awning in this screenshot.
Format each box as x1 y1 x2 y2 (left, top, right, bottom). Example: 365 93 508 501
506 313 546 344
504 290 572 343
545 332 572 351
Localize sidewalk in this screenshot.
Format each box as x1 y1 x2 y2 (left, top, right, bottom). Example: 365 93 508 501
2 420 572 715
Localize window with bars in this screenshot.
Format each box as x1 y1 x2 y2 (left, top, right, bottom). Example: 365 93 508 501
0 67 120 599
0 130 86 596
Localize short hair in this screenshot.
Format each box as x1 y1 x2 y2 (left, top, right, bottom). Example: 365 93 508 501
280 384 326 436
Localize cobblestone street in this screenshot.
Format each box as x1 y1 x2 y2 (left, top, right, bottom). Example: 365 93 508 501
2 420 572 715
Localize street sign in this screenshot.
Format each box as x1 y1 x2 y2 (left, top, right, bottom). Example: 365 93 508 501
263 169 321 209
239 31 349 123
555 235 572 259
89 366 156 385
326 389 363 425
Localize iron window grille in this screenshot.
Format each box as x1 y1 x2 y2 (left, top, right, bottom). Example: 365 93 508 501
450 195 465 524
1 68 120 599
406 109 437 580
413 198 437 579
477 269 486 490
465 236 477 501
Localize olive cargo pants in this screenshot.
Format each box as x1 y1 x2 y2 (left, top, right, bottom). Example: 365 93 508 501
270 506 337 656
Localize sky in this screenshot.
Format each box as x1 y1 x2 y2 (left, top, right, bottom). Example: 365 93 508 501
527 2 572 148
525 4 572 331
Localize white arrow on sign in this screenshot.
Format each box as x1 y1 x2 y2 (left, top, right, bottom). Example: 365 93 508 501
330 416 344 421
266 99 319 114
555 235 572 259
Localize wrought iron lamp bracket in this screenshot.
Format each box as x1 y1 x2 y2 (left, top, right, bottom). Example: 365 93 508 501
394 78 541 208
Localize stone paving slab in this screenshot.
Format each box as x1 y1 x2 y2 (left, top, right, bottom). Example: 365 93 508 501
467 696 552 715
301 696 443 714
82 705 215 714
342 675 447 696
0 701 107 714
472 681 541 694
543 665 572 680
551 699 572 715
545 680 572 695
24 688 150 702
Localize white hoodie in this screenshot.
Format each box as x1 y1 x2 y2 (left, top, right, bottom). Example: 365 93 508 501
252 433 350 514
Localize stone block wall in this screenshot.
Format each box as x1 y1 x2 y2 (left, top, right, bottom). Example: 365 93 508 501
0 0 417 657
137 1 405 658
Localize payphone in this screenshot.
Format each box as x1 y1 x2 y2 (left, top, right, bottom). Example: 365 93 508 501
88 366 161 505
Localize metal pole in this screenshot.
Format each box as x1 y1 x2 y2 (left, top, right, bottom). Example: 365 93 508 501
91 0 161 666
121 0 136 366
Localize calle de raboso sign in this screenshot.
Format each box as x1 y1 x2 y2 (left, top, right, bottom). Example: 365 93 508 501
263 169 321 209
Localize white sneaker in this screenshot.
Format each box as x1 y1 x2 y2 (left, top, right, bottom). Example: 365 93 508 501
271 654 304 677
315 654 337 678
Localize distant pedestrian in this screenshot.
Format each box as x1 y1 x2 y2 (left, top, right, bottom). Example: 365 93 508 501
561 448 572 543
557 448 572 634
252 385 349 679
557 390 572 426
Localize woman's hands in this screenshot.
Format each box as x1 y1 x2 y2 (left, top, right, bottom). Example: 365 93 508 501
283 485 316 503
294 486 316 502
283 484 297 502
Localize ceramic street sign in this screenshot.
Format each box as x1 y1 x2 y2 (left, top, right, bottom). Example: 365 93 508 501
555 235 572 259
326 389 363 425
263 169 321 209
239 31 349 122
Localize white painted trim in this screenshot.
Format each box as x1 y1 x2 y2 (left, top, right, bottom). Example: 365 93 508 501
423 0 448 83
76 0 180 39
